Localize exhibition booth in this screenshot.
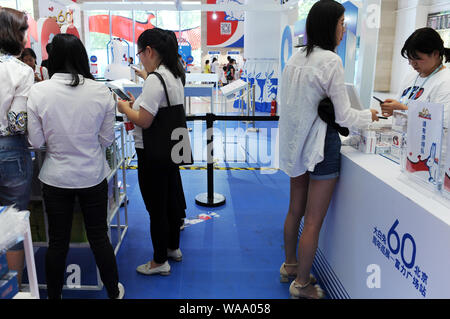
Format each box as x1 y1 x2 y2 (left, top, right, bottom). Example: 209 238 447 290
1 0 450 300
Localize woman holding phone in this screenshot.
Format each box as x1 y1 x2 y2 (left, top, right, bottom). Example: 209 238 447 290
278 0 379 299
117 28 190 276
27 34 124 299
380 27 450 125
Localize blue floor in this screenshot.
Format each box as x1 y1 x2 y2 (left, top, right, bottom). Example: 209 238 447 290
29 119 323 299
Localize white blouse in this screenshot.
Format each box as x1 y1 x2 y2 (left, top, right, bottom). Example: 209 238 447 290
0 53 34 136
398 67 450 128
34 65 50 82
132 64 185 149
279 47 372 177
27 73 116 188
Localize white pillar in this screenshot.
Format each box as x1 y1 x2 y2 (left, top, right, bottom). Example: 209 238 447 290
243 0 289 112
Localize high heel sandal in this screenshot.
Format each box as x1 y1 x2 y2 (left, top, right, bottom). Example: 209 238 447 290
289 279 325 299
279 262 317 284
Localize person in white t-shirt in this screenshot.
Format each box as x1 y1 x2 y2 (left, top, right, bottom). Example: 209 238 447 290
0 6 34 291
27 33 124 299
381 27 450 125
278 0 379 299
20 48 49 82
211 57 219 74
118 28 188 277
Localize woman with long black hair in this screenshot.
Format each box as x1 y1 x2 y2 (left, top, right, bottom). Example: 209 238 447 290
27 33 124 299
278 0 379 299
118 28 190 276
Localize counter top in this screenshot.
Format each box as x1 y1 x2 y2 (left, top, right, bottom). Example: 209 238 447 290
341 146 450 226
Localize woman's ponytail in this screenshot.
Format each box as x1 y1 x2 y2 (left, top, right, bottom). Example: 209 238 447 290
138 28 184 82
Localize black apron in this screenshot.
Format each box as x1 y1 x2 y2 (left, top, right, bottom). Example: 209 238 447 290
141 71 192 216
142 72 193 166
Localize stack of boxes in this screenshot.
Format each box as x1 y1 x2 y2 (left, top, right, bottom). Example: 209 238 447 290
348 116 407 163
0 253 19 299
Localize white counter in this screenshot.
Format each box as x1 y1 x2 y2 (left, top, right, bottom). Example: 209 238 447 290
313 146 450 299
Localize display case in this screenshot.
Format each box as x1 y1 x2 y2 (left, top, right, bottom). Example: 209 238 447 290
0 206 39 299
27 122 128 290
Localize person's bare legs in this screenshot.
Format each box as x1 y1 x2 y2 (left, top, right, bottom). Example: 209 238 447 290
283 173 309 275
295 177 338 298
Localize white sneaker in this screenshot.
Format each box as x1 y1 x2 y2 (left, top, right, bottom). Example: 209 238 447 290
167 248 183 262
116 282 125 299
136 261 171 276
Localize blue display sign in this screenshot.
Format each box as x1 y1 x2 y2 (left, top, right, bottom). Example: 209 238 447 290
90 55 97 63
372 219 428 298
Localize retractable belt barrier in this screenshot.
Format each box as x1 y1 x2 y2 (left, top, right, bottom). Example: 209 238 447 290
185 113 279 207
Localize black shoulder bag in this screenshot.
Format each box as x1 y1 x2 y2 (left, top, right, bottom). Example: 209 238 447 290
317 97 350 136
142 72 193 166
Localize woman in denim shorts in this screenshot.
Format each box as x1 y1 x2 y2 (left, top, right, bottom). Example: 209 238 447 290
278 0 379 299
0 7 35 288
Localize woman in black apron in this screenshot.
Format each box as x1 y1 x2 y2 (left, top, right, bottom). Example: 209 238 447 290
118 28 192 276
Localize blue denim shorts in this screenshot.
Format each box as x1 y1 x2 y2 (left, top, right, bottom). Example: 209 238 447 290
0 135 33 251
310 125 341 180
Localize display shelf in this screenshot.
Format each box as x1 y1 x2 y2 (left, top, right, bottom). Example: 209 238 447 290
0 208 40 299
25 122 128 292
107 158 125 183
108 192 127 225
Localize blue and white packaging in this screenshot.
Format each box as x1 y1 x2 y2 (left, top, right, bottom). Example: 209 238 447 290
0 253 8 278
0 271 19 299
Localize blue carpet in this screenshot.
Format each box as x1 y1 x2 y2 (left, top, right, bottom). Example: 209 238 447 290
29 120 323 299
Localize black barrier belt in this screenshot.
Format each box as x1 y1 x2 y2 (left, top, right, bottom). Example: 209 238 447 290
183 113 279 207
185 114 279 122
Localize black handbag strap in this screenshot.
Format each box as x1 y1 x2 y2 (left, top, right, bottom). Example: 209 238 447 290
148 71 172 107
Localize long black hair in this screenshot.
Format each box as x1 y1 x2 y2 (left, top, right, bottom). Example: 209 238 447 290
0 7 28 56
48 33 94 87
401 27 450 63
137 28 185 82
305 0 345 56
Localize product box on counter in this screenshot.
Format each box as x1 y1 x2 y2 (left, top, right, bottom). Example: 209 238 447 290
0 253 8 279
0 271 18 299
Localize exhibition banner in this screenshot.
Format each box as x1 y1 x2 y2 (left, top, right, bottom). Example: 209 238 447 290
206 0 244 47
406 101 444 188
38 0 81 29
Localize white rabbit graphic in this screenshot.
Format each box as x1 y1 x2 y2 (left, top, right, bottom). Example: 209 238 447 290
426 143 438 184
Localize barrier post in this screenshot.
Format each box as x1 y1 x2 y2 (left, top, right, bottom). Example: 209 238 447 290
195 113 226 207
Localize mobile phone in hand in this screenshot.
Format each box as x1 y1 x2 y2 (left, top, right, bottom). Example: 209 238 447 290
373 96 383 104
112 88 131 101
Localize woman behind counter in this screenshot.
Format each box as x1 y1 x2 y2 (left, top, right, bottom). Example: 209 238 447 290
20 48 49 83
27 33 124 299
0 6 34 289
381 27 450 122
118 28 189 276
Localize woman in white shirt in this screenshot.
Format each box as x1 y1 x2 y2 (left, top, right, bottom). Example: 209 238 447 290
20 48 49 82
27 34 124 299
0 6 34 290
278 0 379 299
118 28 189 276
380 28 450 121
